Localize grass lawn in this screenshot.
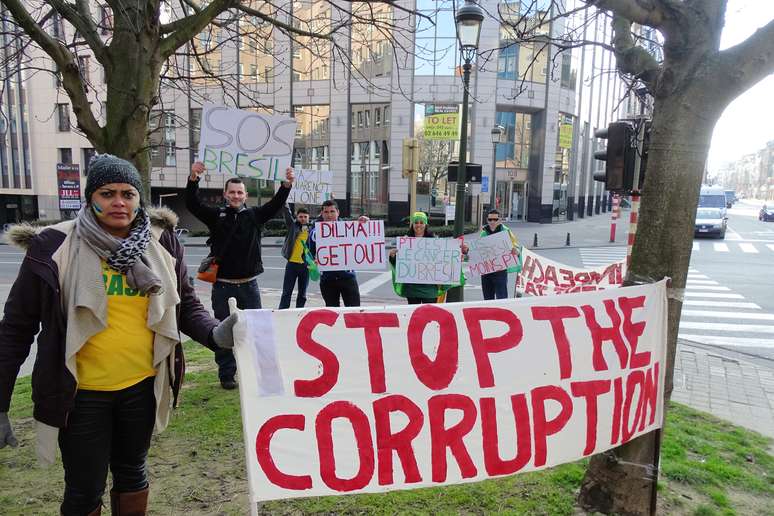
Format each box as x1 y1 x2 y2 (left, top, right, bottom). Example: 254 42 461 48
1 341 772 515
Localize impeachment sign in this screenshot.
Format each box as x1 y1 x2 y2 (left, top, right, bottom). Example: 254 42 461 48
314 220 387 272
287 169 333 205
198 104 297 180
516 248 626 296
395 237 463 285
231 281 667 504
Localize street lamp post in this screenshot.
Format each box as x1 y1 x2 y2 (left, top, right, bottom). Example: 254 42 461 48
489 124 505 210
447 0 484 303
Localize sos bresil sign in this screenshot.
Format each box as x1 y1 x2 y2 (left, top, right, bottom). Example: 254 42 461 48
424 104 459 141
198 104 298 180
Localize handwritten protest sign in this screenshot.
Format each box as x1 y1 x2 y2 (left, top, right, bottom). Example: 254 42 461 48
287 169 333 205
516 247 626 296
314 220 386 272
465 231 519 277
395 237 462 285
232 281 667 504
198 104 297 180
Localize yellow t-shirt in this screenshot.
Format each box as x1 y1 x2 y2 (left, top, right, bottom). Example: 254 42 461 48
76 262 156 391
289 227 309 264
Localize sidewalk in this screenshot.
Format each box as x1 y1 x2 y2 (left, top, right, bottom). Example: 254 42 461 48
673 340 774 440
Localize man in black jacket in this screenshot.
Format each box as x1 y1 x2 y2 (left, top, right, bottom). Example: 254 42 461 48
186 161 294 389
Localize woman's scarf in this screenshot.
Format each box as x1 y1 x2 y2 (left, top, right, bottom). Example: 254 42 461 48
75 206 162 295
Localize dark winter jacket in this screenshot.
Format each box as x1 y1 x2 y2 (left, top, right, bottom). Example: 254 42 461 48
185 179 290 280
0 208 218 430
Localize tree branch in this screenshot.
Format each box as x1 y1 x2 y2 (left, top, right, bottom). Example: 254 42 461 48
610 14 661 88
716 17 774 104
589 0 670 28
47 0 107 63
0 0 104 146
158 0 237 58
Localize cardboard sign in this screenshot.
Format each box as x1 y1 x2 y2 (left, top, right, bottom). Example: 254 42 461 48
314 220 386 272
465 231 519 277
395 237 463 285
198 104 297 180
287 169 333 205
516 247 626 296
57 163 81 210
232 281 668 504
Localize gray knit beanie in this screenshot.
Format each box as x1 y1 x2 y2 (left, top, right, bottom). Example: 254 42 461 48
85 154 144 204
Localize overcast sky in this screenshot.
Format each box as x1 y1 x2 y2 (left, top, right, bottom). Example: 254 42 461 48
707 0 774 172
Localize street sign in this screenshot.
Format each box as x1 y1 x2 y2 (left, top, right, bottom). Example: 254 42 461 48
445 204 455 225
481 176 489 193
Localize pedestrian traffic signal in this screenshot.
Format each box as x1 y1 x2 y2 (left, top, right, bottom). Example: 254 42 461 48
593 121 634 192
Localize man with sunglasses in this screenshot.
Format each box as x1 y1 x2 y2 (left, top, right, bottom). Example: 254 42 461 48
480 209 519 299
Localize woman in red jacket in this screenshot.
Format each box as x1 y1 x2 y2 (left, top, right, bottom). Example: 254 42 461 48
0 155 235 515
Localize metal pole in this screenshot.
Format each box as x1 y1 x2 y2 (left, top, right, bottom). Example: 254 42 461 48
446 60 472 303
489 141 497 209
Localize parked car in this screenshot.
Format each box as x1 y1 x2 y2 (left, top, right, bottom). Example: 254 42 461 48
694 208 727 238
760 205 774 222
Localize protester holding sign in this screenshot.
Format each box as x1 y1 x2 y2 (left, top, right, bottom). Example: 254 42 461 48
389 212 466 304
479 209 519 299
279 204 311 309
0 155 235 516
307 200 370 307
186 161 294 389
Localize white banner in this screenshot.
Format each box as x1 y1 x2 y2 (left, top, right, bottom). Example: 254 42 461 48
395 237 463 285
287 169 333 205
465 231 519 277
232 281 668 503
516 248 626 296
198 104 297 180
314 220 386 272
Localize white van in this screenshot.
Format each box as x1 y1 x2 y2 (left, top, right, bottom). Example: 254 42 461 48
698 185 728 218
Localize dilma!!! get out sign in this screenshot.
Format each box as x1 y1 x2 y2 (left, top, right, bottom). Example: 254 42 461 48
231 280 668 505
197 104 298 180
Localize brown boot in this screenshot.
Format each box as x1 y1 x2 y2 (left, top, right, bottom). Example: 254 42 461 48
110 487 148 516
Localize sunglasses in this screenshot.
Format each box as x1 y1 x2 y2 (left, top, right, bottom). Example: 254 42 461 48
487 218 500 222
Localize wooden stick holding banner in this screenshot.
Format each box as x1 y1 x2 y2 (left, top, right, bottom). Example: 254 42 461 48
232 281 668 504
198 104 297 180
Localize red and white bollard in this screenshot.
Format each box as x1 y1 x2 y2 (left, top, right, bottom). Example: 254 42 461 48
609 194 621 242
626 193 641 268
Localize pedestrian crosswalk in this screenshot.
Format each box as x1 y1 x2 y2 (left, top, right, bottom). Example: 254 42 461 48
691 240 774 253
576 248 774 351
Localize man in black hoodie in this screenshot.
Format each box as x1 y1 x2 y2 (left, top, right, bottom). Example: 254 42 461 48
186 161 294 389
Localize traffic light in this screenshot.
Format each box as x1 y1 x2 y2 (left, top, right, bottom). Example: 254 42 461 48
593 121 634 192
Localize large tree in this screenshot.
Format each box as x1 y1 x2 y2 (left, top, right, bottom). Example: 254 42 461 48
496 0 774 513
0 0 419 188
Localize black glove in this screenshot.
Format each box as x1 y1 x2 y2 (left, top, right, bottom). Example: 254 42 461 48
212 313 238 349
0 412 18 448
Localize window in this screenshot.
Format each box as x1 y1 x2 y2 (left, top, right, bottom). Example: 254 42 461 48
52 14 65 40
53 65 62 88
364 110 371 128
375 107 381 127
149 110 176 167
413 1 458 77
351 111 356 129
99 6 113 35
357 111 363 128
372 141 380 160
58 148 72 164
384 106 390 125
82 148 96 175
56 103 70 132
78 55 90 82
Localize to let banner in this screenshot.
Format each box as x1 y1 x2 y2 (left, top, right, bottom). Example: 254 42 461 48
516 247 626 296
232 281 667 504
57 163 81 210
395 237 463 285
424 104 459 141
198 104 297 180
465 231 519 277
287 169 333 205
314 220 386 272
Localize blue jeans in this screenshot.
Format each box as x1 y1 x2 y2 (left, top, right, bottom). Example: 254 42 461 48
481 270 509 300
211 279 261 381
279 262 309 309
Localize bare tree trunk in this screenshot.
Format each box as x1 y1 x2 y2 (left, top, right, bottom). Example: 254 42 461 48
578 82 724 514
